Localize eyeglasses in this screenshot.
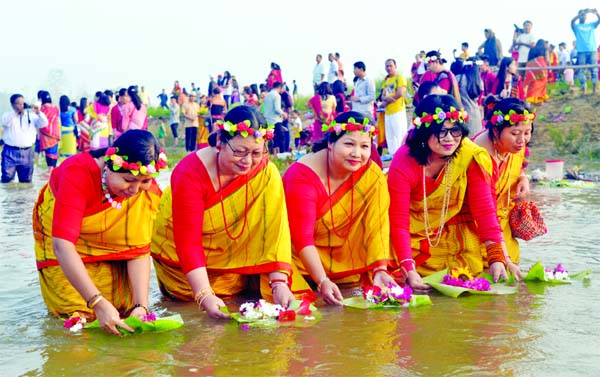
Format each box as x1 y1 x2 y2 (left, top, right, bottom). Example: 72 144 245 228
225 140 267 158
437 127 463 139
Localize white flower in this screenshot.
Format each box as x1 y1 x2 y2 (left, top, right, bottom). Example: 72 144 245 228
70 323 83 332
553 271 570 281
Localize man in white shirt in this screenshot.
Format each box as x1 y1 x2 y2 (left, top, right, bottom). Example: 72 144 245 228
349 61 376 122
1 94 48 183
312 54 326 92
513 20 535 68
327 53 339 83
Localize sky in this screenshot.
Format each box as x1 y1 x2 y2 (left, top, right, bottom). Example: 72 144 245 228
0 0 596 111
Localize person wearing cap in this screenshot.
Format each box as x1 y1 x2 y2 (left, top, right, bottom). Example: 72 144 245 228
182 91 200 152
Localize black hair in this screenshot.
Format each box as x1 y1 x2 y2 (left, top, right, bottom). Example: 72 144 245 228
104 89 114 97
37 90 46 100
494 57 515 95
527 39 547 61
484 97 535 142
79 97 88 112
353 61 366 71
97 93 111 106
417 81 440 100
406 94 469 166
95 91 103 99
450 59 464 76
460 61 483 99
272 82 283 89
10 93 24 105
317 82 332 98
59 95 71 113
90 129 160 171
118 88 127 97
312 111 369 153
128 85 142 110
207 105 268 147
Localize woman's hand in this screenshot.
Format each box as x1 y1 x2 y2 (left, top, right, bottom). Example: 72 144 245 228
406 270 432 291
129 305 147 319
506 260 524 281
514 176 530 202
201 294 230 319
490 261 509 282
94 299 134 335
373 270 398 288
319 279 344 306
272 284 294 308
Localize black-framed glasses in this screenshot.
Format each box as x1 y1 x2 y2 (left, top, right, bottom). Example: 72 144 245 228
437 127 463 139
225 140 267 158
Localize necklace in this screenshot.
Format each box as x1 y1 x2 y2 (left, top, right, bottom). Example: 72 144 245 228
216 153 248 240
494 146 509 163
422 160 453 247
326 152 354 238
102 168 122 209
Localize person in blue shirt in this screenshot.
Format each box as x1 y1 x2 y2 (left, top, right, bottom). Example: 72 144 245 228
571 8 600 94
157 89 169 109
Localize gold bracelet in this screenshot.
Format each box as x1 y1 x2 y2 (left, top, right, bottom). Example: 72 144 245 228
86 293 102 308
317 276 330 292
197 292 216 310
194 287 215 305
88 295 104 310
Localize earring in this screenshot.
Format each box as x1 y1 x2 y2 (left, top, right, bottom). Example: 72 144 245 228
421 142 425 148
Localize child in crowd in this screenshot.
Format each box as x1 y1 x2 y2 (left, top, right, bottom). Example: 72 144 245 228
289 110 303 150
157 116 167 149
563 62 575 92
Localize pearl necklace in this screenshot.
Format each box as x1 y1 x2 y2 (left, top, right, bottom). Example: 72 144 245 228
422 160 453 247
102 169 122 209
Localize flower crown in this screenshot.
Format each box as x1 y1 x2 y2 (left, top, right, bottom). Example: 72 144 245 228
216 120 274 143
490 109 536 126
321 117 378 138
104 147 168 177
412 106 469 128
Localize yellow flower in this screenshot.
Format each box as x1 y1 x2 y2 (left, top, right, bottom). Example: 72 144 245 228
450 267 473 281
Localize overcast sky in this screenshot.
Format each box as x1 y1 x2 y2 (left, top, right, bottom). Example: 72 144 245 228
0 0 594 110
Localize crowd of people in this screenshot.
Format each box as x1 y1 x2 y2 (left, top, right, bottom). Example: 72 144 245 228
3 9 596 336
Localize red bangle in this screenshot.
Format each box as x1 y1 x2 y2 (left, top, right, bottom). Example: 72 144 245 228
268 278 288 288
373 268 390 277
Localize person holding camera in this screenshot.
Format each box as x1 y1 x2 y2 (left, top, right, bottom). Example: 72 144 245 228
512 20 535 69
1 94 49 183
571 8 600 95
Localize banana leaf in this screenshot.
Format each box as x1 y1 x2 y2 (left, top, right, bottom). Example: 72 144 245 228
85 314 184 335
222 299 321 329
422 269 518 298
342 294 432 309
524 261 591 284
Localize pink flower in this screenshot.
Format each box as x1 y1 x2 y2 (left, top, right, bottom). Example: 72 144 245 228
142 312 157 322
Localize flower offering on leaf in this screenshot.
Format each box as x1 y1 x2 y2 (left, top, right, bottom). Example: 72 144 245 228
142 312 157 322
543 263 570 281
239 299 285 320
362 283 413 306
278 310 297 322
441 267 491 291
64 315 87 332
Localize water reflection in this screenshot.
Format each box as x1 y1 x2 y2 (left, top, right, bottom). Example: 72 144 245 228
1 172 599 376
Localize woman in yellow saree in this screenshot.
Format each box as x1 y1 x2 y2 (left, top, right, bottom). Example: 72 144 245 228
282 111 395 305
151 105 294 319
33 130 167 335
388 95 509 290
475 97 535 279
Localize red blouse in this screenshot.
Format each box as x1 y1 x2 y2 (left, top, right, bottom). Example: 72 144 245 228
50 153 105 244
171 152 215 273
388 145 502 263
282 162 327 252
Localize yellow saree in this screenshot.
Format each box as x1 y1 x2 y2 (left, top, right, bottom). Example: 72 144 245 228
33 183 162 317
290 161 391 293
404 139 493 277
151 158 292 301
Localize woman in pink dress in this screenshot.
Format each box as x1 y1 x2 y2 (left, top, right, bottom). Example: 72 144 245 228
120 86 148 135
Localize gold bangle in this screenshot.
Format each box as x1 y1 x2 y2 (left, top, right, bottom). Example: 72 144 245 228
317 276 330 292
88 295 103 310
86 293 102 308
194 287 215 305
197 292 215 310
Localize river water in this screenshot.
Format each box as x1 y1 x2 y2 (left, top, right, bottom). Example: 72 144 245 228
1 170 599 376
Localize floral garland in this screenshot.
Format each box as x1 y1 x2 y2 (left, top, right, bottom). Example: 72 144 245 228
441 267 491 291
362 283 413 306
104 147 168 177
490 109 536 126
321 117 378 138
216 120 275 143
412 106 469 128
